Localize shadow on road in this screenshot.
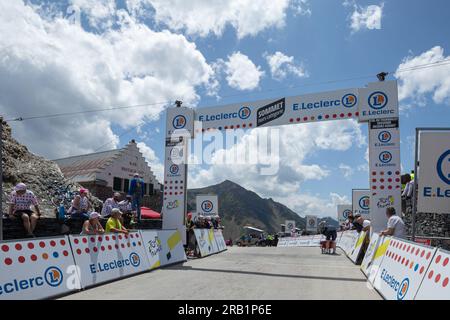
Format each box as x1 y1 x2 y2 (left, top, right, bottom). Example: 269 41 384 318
168 265 367 283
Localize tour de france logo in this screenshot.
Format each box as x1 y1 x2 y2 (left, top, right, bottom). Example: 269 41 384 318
172 115 186 129
368 91 388 110
238 107 251 120
44 266 64 287
437 149 450 185
359 196 370 210
343 209 352 219
169 164 179 175
201 200 214 213
342 94 357 108
378 131 392 143
129 253 141 268
397 278 410 300
379 151 393 163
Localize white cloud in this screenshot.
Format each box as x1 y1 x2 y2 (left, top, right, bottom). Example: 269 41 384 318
0 1 216 159
264 51 308 81
291 0 312 16
218 52 264 91
136 141 164 182
395 46 450 106
188 120 364 218
140 0 294 39
348 3 384 32
69 0 116 30
339 163 354 179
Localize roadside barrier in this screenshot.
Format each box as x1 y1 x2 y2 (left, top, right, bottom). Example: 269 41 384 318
194 228 227 257
415 248 450 300
0 236 80 300
349 231 367 263
367 236 391 284
338 230 359 255
69 232 150 289
213 229 227 252
139 230 186 270
276 235 322 248
371 237 436 300
361 232 381 276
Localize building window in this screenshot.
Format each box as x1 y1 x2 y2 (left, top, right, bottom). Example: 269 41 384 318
113 177 122 191
124 179 130 193
149 183 154 195
144 183 148 195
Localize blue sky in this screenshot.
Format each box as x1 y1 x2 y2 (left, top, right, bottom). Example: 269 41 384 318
1 0 449 217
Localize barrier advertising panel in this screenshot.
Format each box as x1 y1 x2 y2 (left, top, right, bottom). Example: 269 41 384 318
214 230 227 252
373 238 436 300
367 236 391 284
352 189 370 218
69 232 150 289
305 215 318 233
361 232 381 276
417 131 450 213
0 236 80 300
358 80 399 122
194 229 217 257
415 248 450 300
196 195 219 216
368 118 402 232
337 205 352 224
349 231 367 263
140 230 186 270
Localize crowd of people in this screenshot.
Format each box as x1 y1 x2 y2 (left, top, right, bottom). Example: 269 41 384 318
6 174 146 237
185 212 225 257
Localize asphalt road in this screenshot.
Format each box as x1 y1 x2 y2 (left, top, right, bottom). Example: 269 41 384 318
61 246 381 300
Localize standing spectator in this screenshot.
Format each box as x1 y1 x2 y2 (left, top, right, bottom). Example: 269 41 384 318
185 213 195 256
101 192 121 218
81 212 105 235
129 173 144 222
8 183 41 237
119 194 134 227
105 208 128 234
380 207 406 239
402 174 415 199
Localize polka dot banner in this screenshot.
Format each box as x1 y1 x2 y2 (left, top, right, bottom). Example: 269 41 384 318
0 236 79 300
415 248 450 300
373 237 437 300
68 232 150 289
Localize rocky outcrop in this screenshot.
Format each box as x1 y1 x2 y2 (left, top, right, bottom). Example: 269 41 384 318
1 119 101 217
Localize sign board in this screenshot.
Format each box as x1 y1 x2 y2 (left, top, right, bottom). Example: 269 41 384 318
194 88 360 131
368 118 402 231
140 230 186 270
417 131 450 213
213 230 227 252
305 215 318 233
372 238 436 300
69 232 150 289
196 195 219 216
415 248 450 300
166 107 194 138
358 80 399 122
352 189 370 218
361 232 381 275
0 236 80 300
194 229 218 257
162 136 189 244
337 205 352 224
285 220 296 233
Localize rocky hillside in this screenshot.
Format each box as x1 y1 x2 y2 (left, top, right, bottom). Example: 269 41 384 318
187 180 338 240
1 119 101 217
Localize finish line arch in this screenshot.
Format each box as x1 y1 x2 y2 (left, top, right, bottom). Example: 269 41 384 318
162 80 401 243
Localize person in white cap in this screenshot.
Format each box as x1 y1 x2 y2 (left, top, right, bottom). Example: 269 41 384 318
80 212 105 235
8 183 41 237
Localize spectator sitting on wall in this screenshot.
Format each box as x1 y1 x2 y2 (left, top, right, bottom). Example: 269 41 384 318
105 208 128 234
119 194 134 227
68 195 89 221
101 192 121 218
352 214 371 233
79 188 92 212
8 183 41 238
380 207 406 239
81 212 105 235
